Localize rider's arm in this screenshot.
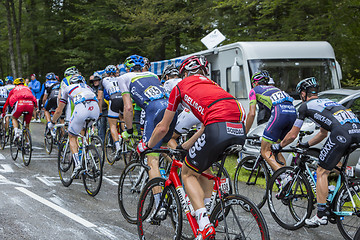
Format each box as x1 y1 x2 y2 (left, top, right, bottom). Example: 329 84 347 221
52 102 66 123
148 109 176 148
308 127 328 146
122 93 133 130
245 104 256 133
280 125 301 148
42 94 48 106
97 90 103 113
181 124 205 150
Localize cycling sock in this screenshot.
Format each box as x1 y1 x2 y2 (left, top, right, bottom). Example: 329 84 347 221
114 141 120 151
317 203 327 218
72 153 80 166
154 193 161 208
204 198 211 206
195 207 210 231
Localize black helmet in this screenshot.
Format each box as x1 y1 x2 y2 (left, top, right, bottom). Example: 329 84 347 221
296 77 319 94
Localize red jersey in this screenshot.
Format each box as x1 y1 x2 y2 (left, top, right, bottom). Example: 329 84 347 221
3 85 37 113
167 74 246 125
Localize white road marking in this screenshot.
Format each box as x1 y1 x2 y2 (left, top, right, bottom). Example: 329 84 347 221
0 164 14 173
103 176 118 185
0 174 28 187
15 187 97 228
0 153 5 159
36 176 56 186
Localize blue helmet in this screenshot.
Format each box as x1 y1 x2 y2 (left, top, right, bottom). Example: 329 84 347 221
5 76 13 84
0 79 3 86
45 72 56 80
124 55 145 72
105 65 117 75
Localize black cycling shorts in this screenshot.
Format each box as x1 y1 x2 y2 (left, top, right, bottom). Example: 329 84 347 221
44 97 58 111
108 94 124 118
185 121 246 173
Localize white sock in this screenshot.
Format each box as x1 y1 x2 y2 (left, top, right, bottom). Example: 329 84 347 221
195 207 210 231
115 141 120 151
72 153 80 166
154 193 161 208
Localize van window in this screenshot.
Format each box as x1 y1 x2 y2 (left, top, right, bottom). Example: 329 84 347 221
248 59 336 99
211 70 221 85
226 67 247 99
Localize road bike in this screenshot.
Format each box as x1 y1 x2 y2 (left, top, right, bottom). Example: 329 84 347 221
137 146 270 240
58 117 103 196
10 112 32 166
0 113 13 150
267 143 360 239
44 121 66 154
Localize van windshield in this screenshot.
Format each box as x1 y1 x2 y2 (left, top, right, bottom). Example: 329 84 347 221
248 59 337 99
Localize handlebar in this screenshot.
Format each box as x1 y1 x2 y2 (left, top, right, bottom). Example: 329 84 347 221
139 147 188 171
273 146 307 166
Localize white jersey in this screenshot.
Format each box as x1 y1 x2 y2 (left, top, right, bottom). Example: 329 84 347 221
163 78 182 96
60 83 97 105
117 71 159 93
99 76 122 96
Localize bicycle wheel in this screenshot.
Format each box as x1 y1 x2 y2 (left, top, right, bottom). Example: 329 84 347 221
118 160 149 224
0 120 6 150
335 179 360 240
22 128 32 166
137 177 182 240
90 135 104 168
210 194 270 240
104 128 117 165
267 166 313 230
58 140 73 187
10 130 18 160
44 126 53 154
354 227 360 240
82 144 103 196
234 156 269 209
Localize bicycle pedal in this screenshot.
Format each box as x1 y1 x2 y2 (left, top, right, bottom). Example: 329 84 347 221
328 216 337 224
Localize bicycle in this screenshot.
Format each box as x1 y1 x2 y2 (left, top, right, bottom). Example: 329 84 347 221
104 119 141 165
9 112 32 166
234 130 317 209
137 146 270 240
267 143 360 239
44 121 65 154
58 117 103 196
0 113 13 150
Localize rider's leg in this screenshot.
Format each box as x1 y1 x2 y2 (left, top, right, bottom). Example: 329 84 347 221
108 117 120 151
261 140 286 171
316 166 330 216
44 110 51 123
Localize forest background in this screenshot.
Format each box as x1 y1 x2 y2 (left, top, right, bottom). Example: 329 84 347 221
0 0 359 87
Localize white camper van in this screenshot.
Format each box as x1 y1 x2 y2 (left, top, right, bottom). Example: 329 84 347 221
150 41 342 108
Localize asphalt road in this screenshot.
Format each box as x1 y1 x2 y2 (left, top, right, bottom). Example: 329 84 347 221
0 123 351 239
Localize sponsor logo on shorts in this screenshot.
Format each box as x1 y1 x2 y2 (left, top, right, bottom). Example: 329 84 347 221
314 113 332 126
188 133 206 159
88 106 94 111
349 124 360 134
336 135 347 143
319 139 335 161
226 122 244 136
184 94 204 115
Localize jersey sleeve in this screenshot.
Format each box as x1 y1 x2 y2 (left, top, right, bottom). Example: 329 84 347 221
167 85 182 112
60 87 68 104
293 102 307 128
249 89 257 106
118 74 130 95
98 80 104 91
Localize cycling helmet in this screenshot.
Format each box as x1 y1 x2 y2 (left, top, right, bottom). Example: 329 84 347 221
5 76 13 84
179 55 209 76
14 78 25 85
105 65 117 75
69 74 85 85
124 55 145 71
92 71 102 81
143 57 151 70
251 71 270 87
45 72 56 80
64 66 79 77
0 79 3 86
161 63 180 81
296 77 319 94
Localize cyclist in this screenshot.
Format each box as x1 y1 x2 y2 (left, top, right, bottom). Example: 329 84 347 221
271 77 360 227
118 54 177 185
137 55 246 240
49 74 100 179
0 79 7 112
97 65 124 159
3 77 16 133
58 66 79 122
43 72 60 130
2 78 37 140
246 71 297 171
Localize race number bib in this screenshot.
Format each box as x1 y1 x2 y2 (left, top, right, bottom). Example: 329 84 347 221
333 109 360 125
73 93 86 104
270 91 292 105
108 82 121 95
144 86 163 101
0 88 7 98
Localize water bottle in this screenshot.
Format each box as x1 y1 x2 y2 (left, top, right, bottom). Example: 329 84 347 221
312 171 317 182
159 167 166 179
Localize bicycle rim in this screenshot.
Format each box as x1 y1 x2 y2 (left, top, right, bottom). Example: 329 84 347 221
83 145 102 196
0 122 6 150
118 160 149 224
104 129 116 165
234 156 268 209
22 128 32 166
58 140 73 187
10 130 18 160
137 177 182 240
44 127 53 154
335 180 360 240
210 194 270 240
267 166 312 230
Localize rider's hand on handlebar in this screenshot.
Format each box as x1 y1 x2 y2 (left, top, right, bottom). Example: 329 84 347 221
137 140 150 155
121 130 132 141
271 143 282 153
298 141 310 149
47 121 54 130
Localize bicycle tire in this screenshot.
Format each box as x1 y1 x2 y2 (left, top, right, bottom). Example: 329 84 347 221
90 135 104 168
210 194 270 240
267 166 313 230
104 128 117 165
10 130 18 160
137 177 182 240
22 128 32 166
335 179 360 240
58 140 73 187
44 126 53 154
0 120 6 150
118 160 149 224
234 156 269 209
82 144 103 197
354 227 360 240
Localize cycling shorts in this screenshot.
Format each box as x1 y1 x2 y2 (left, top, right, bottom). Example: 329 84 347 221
319 123 360 171
185 121 246 173
263 102 297 143
143 99 177 148
108 94 124 118
11 100 35 124
44 97 58 111
68 100 100 136
174 108 201 135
